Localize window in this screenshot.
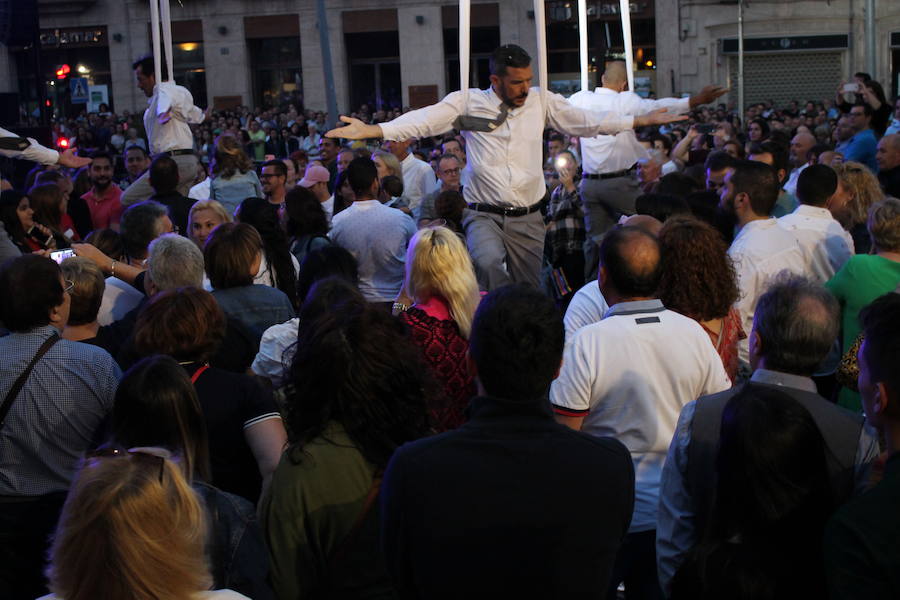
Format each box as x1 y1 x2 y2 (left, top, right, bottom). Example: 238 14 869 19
248 37 303 109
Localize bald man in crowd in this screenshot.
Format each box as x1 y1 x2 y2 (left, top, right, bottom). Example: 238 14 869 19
784 131 817 196
876 133 900 198
550 226 731 597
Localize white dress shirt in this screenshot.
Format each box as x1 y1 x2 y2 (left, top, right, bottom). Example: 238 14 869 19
728 218 808 363
321 195 334 224
144 82 204 154
563 280 609 341
567 88 690 174
0 125 59 165
400 153 437 211
777 204 854 283
97 277 144 326
188 177 211 200
782 163 808 197
380 87 634 208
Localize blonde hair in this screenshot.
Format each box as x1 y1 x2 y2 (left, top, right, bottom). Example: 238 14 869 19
405 226 480 338
188 199 232 243
60 257 106 326
834 161 884 226
868 198 900 252
47 450 211 600
372 150 402 178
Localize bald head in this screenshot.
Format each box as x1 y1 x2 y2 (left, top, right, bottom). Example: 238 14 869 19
876 134 900 171
598 226 661 300
602 61 628 91
789 132 816 167
620 214 664 237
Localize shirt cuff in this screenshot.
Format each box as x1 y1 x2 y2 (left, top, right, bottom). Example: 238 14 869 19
551 404 590 417
379 122 399 141
24 140 60 166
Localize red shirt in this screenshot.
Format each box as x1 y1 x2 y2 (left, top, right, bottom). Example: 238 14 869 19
82 185 124 231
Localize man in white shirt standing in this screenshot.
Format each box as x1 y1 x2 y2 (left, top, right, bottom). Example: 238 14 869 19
551 226 731 598
568 61 726 258
385 138 436 215
720 160 807 366
777 164 854 283
122 55 207 206
327 45 684 290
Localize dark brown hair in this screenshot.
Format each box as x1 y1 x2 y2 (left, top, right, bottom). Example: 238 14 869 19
28 183 65 232
658 216 739 321
203 222 261 289
133 287 225 362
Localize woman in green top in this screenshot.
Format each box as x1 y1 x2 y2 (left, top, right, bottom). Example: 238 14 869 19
826 198 900 411
260 278 433 599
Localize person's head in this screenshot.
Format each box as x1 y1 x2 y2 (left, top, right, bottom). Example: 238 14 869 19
347 157 379 199
489 44 533 107
436 154 462 189
337 148 355 173
658 216 738 322
748 140 789 185
88 151 114 191
146 233 205 295
711 385 832 541
442 138 466 163
371 149 401 181
858 292 900 432
203 222 262 289
148 155 179 195
187 199 232 248
59 257 105 327
634 193 691 222
211 134 253 178
405 226 480 338
598 226 662 303
747 117 769 142
285 279 429 468
468 284 564 400
719 160 779 223
125 145 151 180
796 163 838 208
281 158 297 187
547 133 566 158
385 138 413 161
434 189 467 229
834 115 854 143
875 134 900 172
260 159 287 200
283 186 329 239
46 447 210 600
297 246 359 302
788 131 817 168
27 183 66 231
750 275 839 375
829 161 883 229
600 60 629 93
134 287 225 363
867 198 900 254
120 201 173 260
0 254 69 332
705 151 737 193
619 213 663 236
132 55 157 97
637 153 664 185
248 119 260 133
318 136 340 164
35 170 73 204
848 103 872 132
380 175 404 201
84 228 125 261
111 355 211 482
298 164 331 202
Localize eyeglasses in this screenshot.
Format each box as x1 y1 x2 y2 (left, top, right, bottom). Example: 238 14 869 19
63 279 74 294
86 447 171 482
441 168 461 176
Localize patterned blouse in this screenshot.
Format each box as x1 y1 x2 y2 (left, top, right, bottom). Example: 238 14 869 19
700 307 746 385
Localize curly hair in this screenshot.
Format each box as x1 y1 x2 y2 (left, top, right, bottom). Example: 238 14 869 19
833 161 884 227
658 216 739 322
211 134 253 179
284 278 431 469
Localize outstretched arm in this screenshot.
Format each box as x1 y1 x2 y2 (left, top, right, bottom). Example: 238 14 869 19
328 92 463 141
688 85 729 109
325 116 384 140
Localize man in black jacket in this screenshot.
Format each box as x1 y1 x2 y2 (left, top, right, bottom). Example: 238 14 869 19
381 284 635 598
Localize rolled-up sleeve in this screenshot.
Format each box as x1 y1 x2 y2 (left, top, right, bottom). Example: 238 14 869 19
0 126 59 165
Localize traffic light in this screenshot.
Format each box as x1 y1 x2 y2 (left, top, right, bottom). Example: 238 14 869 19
55 64 70 79
57 137 70 149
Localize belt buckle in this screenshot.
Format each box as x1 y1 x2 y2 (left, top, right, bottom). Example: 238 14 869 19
502 205 516 216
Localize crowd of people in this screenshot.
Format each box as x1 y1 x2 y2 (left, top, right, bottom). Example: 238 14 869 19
2 43 900 600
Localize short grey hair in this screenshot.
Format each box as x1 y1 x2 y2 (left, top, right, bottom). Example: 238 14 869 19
148 234 205 291
752 274 840 376
868 197 900 252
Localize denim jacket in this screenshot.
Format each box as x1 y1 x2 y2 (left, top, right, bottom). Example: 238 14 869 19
211 285 295 343
210 170 264 217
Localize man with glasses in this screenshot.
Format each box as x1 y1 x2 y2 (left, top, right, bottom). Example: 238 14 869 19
416 154 464 226
260 159 288 206
0 254 121 599
837 104 878 172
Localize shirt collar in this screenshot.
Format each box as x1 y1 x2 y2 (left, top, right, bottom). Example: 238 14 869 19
793 204 835 220
604 298 665 319
750 368 818 393
734 216 776 241
594 87 617 95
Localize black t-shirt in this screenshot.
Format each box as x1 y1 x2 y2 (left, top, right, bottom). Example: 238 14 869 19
184 362 281 503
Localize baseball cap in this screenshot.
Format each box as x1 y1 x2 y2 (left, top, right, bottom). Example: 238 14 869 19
298 165 330 188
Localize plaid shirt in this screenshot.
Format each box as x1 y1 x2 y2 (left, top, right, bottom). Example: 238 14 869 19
0 326 121 496
544 184 586 266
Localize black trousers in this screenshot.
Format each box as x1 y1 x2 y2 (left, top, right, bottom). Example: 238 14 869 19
0 492 67 600
606 529 665 600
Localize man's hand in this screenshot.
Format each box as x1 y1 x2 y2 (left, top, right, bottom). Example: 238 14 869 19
690 85 728 107
325 116 383 141
72 242 111 271
57 149 92 169
634 109 689 128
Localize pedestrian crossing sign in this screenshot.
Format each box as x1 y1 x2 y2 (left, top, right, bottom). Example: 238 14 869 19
70 78 89 104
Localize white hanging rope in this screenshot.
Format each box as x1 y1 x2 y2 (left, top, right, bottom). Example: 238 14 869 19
159 0 175 83
619 0 635 92
459 0 470 111
149 0 162 85
533 0 548 92
578 0 589 91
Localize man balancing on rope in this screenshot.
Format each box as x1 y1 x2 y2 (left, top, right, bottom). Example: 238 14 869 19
327 44 686 291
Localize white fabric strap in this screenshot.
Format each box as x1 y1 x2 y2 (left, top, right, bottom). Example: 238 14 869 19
533 0 548 92
578 0 589 91
149 0 162 84
459 0 470 113
619 0 635 92
160 0 174 83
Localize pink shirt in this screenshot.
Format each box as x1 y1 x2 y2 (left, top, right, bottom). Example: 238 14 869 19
82 185 124 231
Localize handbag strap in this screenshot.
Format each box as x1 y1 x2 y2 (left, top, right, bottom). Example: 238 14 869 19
0 333 60 429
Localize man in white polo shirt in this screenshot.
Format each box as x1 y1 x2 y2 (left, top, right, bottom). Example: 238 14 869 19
551 227 731 599
720 160 807 367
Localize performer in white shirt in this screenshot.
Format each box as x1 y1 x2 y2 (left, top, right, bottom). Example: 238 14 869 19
122 55 208 206
0 126 91 169
327 45 684 290
568 61 726 267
